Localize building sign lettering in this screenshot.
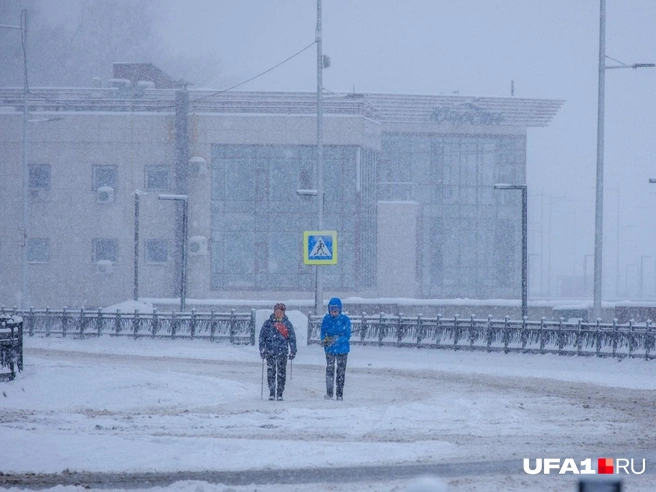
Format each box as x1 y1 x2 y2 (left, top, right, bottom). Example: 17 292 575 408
430 102 504 125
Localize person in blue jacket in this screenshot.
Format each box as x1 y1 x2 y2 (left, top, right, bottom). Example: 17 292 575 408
259 303 297 401
320 297 351 401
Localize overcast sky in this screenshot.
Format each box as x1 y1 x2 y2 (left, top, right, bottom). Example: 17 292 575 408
6 0 656 299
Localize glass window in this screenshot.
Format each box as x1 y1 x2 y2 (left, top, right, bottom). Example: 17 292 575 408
29 164 50 189
145 166 170 191
495 219 515 287
145 239 168 264
27 238 49 263
225 160 255 201
269 232 297 273
211 161 225 200
92 165 118 191
270 159 298 200
93 238 119 263
225 232 254 273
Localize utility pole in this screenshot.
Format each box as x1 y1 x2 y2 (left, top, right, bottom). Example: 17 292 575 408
593 0 655 319
2 11 30 308
315 0 324 314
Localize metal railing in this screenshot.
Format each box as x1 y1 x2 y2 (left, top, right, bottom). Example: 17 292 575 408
1 307 256 345
308 313 656 360
0 315 23 381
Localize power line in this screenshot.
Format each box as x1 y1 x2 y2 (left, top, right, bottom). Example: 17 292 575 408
190 40 316 104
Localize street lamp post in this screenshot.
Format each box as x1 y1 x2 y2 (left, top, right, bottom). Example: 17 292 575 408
158 194 188 312
2 10 29 308
495 184 528 318
592 0 655 320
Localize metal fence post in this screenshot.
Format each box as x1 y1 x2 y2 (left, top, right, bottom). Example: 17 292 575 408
396 313 403 347
249 309 256 346
114 309 122 336
486 315 492 352
151 308 159 338
628 319 635 358
190 309 196 340
171 311 177 339
378 312 385 347
45 307 51 337
453 314 460 351
595 318 602 357
558 317 565 355
229 309 235 344
96 308 102 337
210 310 216 342
519 316 532 353
133 309 140 340
435 314 442 349
417 313 423 347
576 319 583 356
611 318 618 358
645 319 652 360
538 317 545 354
62 307 68 338
361 312 367 343
28 306 34 337
80 307 86 340
469 314 476 351
503 315 510 354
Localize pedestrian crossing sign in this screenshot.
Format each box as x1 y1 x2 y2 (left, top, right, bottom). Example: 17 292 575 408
303 231 337 265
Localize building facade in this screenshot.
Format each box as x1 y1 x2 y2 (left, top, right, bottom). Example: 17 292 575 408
0 84 562 308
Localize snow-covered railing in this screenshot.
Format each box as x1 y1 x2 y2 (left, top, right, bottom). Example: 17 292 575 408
0 314 23 381
308 313 656 360
1 308 256 345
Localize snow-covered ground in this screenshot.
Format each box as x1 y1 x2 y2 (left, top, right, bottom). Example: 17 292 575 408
1 310 655 491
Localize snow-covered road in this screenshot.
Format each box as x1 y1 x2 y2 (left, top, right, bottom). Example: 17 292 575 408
2 326 655 491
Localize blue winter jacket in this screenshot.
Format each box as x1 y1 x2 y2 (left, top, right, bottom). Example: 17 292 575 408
259 314 297 357
320 298 351 355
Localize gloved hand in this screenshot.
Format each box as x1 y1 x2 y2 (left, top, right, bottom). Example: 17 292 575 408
288 352 296 360
260 351 266 359
320 336 335 348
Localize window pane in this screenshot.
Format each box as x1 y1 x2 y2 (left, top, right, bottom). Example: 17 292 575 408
145 166 169 191
93 166 118 190
225 160 255 201
225 232 254 273
27 238 49 263
29 165 50 189
145 239 168 263
93 238 119 262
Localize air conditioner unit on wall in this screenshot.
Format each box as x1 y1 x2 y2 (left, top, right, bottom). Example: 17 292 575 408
189 156 208 175
188 236 208 256
96 260 114 274
97 186 115 204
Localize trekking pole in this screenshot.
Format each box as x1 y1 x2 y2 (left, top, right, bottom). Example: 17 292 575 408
260 358 264 399
290 358 293 380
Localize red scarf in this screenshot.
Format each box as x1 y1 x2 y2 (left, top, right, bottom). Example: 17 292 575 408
274 321 289 338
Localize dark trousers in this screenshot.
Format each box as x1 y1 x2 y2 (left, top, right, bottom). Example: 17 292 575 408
325 353 348 398
266 355 287 397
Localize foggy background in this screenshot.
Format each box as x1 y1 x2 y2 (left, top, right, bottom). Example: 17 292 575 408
1 0 655 301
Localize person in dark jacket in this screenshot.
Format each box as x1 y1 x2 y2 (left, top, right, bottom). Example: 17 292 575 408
259 302 297 401
320 297 351 401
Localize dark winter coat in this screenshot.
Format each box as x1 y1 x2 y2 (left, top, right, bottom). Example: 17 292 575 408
259 314 297 358
321 297 351 355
